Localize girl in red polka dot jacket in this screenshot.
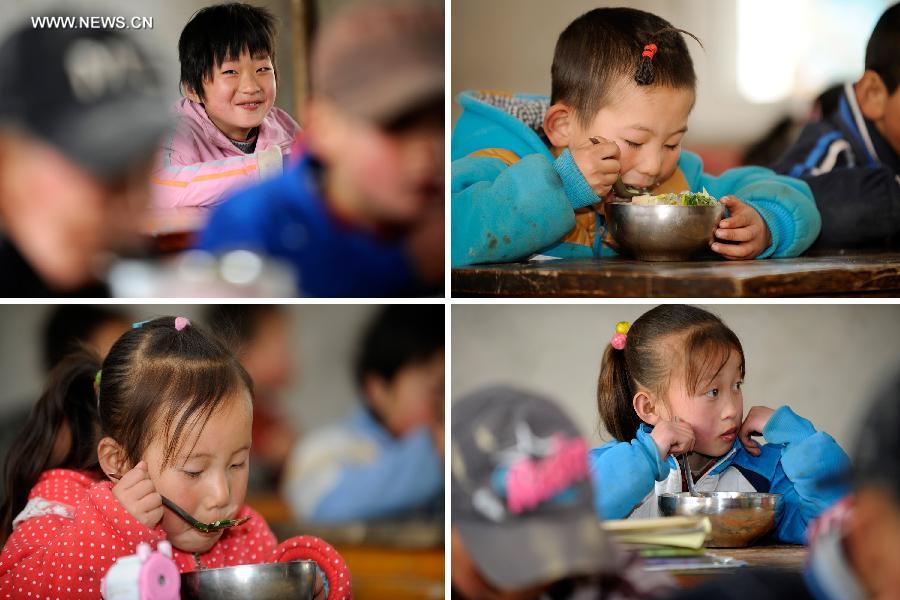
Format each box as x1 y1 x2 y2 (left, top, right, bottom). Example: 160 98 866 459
0 316 350 599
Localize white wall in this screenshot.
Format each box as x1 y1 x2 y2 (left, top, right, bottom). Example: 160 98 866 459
451 0 891 145
0 304 381 431
451 304 900 452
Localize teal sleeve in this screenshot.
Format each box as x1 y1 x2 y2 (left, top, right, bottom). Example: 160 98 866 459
588 426 671 519
679 151 822 258
762 406 852 543
451 153 577 266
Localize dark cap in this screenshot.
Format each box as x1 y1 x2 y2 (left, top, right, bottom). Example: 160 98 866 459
0 14 171 181
854 369 900 499
310 2 443 125
451 386 616 590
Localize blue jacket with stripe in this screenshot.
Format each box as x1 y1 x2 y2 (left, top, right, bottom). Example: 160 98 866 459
588 406 851 544
771 83 900 249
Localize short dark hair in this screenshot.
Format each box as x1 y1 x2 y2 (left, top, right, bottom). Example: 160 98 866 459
355 305 443 386
865 2 900 94
42 305 128 371
551 7 701 126
178 2 277 100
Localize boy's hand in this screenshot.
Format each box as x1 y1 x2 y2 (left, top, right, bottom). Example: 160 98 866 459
650 419 695 460
711 196 772 260
739 406 775 456
570 136 621 197
111 461 164 529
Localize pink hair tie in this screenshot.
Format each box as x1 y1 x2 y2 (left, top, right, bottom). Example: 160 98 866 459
174 317 191 331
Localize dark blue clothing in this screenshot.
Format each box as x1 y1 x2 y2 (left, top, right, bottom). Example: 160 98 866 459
198 153 426 297
772 83 900 249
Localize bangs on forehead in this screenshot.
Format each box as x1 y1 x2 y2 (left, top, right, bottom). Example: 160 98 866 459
134 356 249 469
681 326 744 395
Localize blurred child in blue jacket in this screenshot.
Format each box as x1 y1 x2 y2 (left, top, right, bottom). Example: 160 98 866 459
282 305 443 523
452 8 821 266
590 305 850 544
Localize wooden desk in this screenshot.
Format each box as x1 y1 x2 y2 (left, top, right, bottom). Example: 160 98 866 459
670 544 807 586
452 253 900 297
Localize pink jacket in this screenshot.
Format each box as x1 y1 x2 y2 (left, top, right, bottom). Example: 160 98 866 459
151 98 301 209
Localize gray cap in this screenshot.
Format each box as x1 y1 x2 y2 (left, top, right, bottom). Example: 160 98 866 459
451 386 616 590
0 13 171 181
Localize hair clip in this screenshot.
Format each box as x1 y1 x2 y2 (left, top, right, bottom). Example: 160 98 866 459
132 319 152 329
174 317 191 331
611 321 630 350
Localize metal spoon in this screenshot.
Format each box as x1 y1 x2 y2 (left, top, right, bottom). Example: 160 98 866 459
673 417 698 496
107 472 250 533
587 136 653 199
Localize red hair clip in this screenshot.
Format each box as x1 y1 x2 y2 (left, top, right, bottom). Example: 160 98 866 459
642 43 658 60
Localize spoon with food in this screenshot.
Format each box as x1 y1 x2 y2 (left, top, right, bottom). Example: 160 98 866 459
107 472 250 533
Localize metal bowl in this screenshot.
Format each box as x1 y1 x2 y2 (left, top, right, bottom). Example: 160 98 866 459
181 560 317 599
605 202 726 261
658 492 782 548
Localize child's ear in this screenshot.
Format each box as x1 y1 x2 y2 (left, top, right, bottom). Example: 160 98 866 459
856 71 888 122
543 103 575 148
182 83 202 105
97 437 130 479
633 391 662 425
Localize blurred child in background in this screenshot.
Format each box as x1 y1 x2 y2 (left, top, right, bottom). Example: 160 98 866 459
207 305 298 493
282 305 443 524
772 2 900 250
151 3 300 209
43 306 131 371
0 22 169 297
199 2 444 297
452 7 820 266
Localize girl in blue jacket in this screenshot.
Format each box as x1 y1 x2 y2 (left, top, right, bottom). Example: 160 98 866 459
590 305 850 544
451 8 821 266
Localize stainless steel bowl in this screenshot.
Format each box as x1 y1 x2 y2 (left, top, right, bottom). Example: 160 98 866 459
181 560 317 599
605 202 726 261
658 492 782 548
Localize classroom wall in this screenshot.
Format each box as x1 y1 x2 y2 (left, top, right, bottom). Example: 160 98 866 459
451 0 891 146
451 304 900 452
0 304 380 431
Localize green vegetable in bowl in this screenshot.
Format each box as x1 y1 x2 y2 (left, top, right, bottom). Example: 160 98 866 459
632 188 718 206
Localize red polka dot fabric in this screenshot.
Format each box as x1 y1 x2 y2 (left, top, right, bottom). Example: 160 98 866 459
272 535 352 599
0 469 278 599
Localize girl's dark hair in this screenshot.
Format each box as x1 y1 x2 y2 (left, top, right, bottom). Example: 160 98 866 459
0 317 252 545
179 2 278 100
551 7 702 127
597 305 744 441
865 2 900 94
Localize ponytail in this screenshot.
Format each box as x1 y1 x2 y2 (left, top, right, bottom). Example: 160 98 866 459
596 344 641 441
0 350 102 544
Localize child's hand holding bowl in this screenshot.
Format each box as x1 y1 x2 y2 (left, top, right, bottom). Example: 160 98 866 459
111 461 164 529
711 196 772 260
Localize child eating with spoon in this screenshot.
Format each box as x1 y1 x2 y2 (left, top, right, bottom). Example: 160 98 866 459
451 7 821 266
589 305 850 543
0 317 337 598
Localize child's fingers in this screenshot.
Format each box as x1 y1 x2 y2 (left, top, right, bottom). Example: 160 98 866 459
711 240 754 260
136 491 163 514
587 137 620 160
117 461 149 489
715 226 754 242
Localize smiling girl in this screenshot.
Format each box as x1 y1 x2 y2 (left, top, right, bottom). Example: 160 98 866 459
151 3 300 209
589 305 851 544
0 317 277 597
